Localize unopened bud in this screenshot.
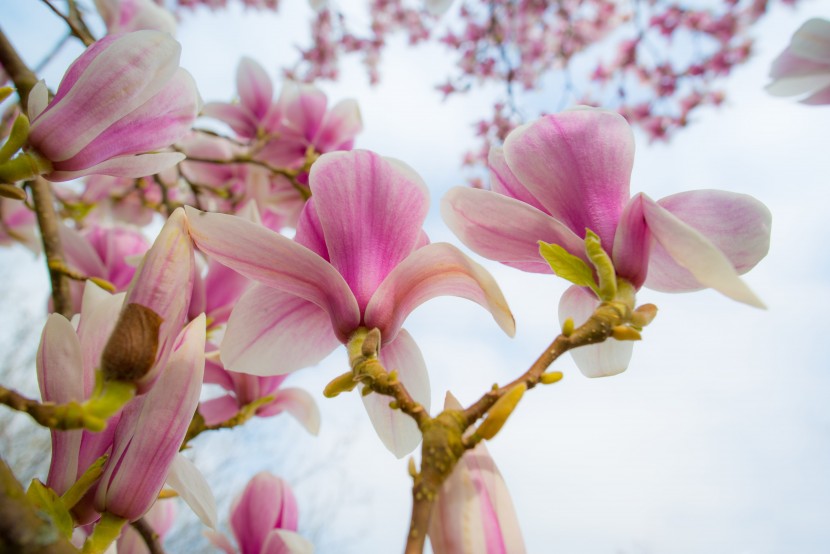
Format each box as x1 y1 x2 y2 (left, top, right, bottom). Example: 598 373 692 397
361 327 381 357
0 183 26 200
540 371 564 384
561 317 575 337
361 386 374 397
408 457 418 478
100 303 163 382
476 383 527 441
323 371 358 398
631 303 658 328
611 325 642 341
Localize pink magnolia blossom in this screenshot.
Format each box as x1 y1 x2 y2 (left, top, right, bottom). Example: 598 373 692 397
206 473 312 554
429 393 525 554
94 0 177 35
59 223 150 314
442 107 770 377
27 31 199 182
767 18 830 105
0 197 39 253
185 150 515 457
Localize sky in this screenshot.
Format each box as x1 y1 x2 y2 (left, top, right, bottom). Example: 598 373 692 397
2 1 830 553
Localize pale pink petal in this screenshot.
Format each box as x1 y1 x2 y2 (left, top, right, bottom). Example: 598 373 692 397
802 85 830 104
202 102 258 139
558 285 634 378
203 355 235 390
204 530 236 554
30 31 181 162
202 259 251 325
365 243 515 342
425 0 454 16
258 388 321 435
487 147 545 211
769 50 830 80
641 194 766 307
278 81 327 141
766 73 830 96
788 18 830 63
59 224 107 279
230 473 299 554
221 284 341 376
37 314 84 495
502 108 634 247
441 186 584 273
76 283 124 394
27 80 49 120
313 98 362 152
309 151 429 310
96 315 206 520
46 152 186 182
611 193 650 288
166 453 217 529
363 330 430 458
237 57 274 120
199 394 240 426
184 206 360 340
260 530 314 554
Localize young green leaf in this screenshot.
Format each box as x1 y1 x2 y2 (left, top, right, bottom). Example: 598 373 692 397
539 241 599 295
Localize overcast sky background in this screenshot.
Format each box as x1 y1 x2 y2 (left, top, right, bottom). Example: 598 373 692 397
3 1 830 553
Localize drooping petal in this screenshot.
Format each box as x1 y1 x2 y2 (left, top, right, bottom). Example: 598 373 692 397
184 206 360 340
313 98 362 152
166 453 217 529
260 529 314 554
641 194 767 308
199 394 240 426
257 388 321 435
802 85 830 105
363 330 430 458
237 57 274 120
558 285 634 378
441 186 584 273
365 243 515 343
202 102 258 139
45 152 186 182
293 197 329 260
59 223 108 279
611 194 650 289
502 108 634 247
309 151 430 310
230 473 299 554
787 18 830 63
278 81 327 142
766 72 830 96
96 315 206 520
37 314 84 495
221 284 341 376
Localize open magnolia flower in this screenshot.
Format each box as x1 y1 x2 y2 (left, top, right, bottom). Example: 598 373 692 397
185 149 514 457
443 107 770 377
27 30 199 181
767 18 830 105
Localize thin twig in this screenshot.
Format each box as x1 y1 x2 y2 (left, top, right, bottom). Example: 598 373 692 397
131 518 166 554
40 0 95 46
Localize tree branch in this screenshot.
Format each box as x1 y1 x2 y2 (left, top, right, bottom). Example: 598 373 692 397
131 518 165 554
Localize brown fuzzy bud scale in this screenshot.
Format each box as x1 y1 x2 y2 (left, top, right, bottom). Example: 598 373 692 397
100 303 163 383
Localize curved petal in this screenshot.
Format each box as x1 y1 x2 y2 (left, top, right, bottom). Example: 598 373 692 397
641 194 767 307
76 283 124 394
503 108 634 247
258 387 321 435
558 286 634 378
363 330 430 458
314 98 362 152
202 102 258 139
260 529 314 554
199 394 240 426
27 80 49 120
365 243 515 342
611 194 650 289
310 151 430 310
204 530 236 554
441 186 584 273
278 81 327 142
221 284 341 376
59 223 107 278
47 152 186 181
766 73 830 96
487 147 545 211
788 18 830 63
184 206 360 340
293 197 329 260
237 57 273 120
802 85 830 105
166 453 217 529
230 473 299 554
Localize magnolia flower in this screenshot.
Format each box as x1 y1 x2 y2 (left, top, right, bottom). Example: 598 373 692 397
0 197 39 253
429 393 525 554
59 223 150 314
767 18 830 105
95 0 177 35
206 473 312 554
442 107 770 377
185 150 514 457
27 31 199 181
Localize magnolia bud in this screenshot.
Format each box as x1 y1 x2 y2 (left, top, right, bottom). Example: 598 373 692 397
100 303 163 382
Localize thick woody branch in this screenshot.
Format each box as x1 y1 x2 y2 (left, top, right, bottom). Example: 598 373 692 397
0 27 38 111
0 457 79 554
31 177 74 318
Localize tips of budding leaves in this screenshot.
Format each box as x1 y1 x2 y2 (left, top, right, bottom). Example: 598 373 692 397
631 303 658 328
540 371 564 385
611 325 642 341
584 230 617 301
100 303 163 383
323 371 359 398
561 317 575 337
475 382 528 441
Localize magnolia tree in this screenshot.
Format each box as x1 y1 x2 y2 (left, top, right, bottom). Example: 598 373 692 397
0 1 824 553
